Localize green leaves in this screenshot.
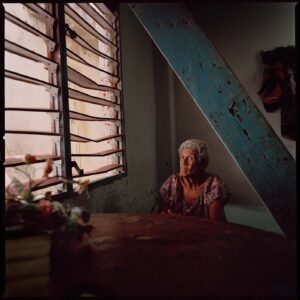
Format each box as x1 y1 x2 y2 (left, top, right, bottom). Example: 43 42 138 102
5 155 93 241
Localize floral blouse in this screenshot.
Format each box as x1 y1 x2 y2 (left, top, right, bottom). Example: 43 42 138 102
159 173 229 218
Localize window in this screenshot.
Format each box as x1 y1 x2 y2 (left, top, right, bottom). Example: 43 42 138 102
3 3 125 198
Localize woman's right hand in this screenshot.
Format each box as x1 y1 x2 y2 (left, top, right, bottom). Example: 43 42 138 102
161 209 178 215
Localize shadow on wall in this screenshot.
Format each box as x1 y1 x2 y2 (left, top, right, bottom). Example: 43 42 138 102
153 43 174 187
102 196 122 213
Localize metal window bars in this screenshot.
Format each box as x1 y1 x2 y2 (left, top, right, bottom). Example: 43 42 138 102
4 3 125 197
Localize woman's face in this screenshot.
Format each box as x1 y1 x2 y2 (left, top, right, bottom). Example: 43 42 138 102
179 147 204 176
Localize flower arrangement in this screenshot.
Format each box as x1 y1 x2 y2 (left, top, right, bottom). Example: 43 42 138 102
5 155 93 241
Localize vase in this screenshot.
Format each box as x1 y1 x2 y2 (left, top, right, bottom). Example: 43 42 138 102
49 234 96 297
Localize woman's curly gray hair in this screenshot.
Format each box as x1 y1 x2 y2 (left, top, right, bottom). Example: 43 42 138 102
178 139 209 167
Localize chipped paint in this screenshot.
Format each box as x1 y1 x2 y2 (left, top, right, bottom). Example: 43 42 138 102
130 3 296 237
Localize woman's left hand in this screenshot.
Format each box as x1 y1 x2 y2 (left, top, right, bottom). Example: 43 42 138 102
208 200 226 221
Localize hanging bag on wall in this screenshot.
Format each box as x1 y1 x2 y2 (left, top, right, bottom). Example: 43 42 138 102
258 46 296 140
258 62 285 112
281 67 296 140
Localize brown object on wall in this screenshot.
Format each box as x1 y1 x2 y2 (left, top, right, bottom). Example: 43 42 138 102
258 62 285 112
258 46 296 140
281 67 297 140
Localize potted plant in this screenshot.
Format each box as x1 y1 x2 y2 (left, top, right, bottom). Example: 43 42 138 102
5 155 93 241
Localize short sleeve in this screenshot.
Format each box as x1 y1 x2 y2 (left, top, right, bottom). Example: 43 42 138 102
203 175 229 207
160 176 173 203
159 175 179 212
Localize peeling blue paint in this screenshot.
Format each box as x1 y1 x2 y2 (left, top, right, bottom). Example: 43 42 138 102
130 3 296 238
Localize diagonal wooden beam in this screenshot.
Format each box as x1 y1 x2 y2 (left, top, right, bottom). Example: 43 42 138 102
130 3 296 238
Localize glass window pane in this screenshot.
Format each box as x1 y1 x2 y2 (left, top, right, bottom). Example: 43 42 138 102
5 111 55 132
72 168 120 186
67 56 118 88
3 3 47 34
5 20 48 57
5 52 49 82
69 99 117 118
5 79 56 109
6 160 62 198
5 134 59 158
66 36 117 75
64 12 115 59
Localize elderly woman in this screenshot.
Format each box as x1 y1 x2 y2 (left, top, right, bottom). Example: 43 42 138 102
159 139 229 221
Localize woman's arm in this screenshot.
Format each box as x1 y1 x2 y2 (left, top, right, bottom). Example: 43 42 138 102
159 175 175 213
205 174 229 221
159 201 170 214
208 200 227 221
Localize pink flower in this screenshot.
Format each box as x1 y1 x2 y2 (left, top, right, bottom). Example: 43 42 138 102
78 180 90 194
43 159 53 178
24 154 37 164
5 183 18 200
5 179 29 201
37 199 54 217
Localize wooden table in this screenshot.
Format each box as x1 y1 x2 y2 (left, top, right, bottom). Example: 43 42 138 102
5 234 51 297
49 213 296 297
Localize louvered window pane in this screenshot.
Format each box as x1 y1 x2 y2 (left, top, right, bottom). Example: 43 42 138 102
65 3 124 181
4 3 48 34
91 3 117 28
68 82 117 102
5 79 56 109
5 160 62 197
4 3 61 198
6 111 56 132
65 3 116 59
5 134 59 165
69 100 117 118
5 53 49 82
5 19 49 57
37 3 46 9
3 2 125 200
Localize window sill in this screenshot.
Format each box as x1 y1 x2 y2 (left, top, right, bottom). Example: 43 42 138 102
51 171 127 202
